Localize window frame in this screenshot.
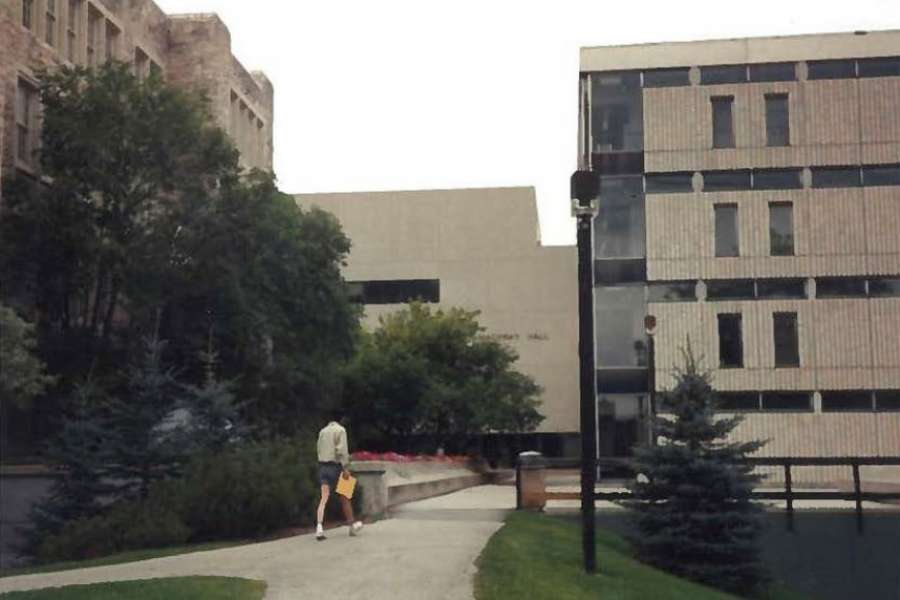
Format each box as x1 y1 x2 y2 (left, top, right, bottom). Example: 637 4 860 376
714 203 740 258
717 313 744 369
764 93 790 147
768 201 794 256
773 312 800 368
711 96 735 149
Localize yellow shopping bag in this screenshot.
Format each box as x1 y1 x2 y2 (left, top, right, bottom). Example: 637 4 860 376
336 473 357 499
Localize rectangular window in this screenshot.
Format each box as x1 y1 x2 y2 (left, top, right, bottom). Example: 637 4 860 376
765 94 790 147
644 172 694 194
105 20 119 62
811 167 861 188
714 204 739 257
16 80 38 167
591 72 643 153
348 279 440 304
757 279 807 299
593 176 645 259
749 62 796 82
753 168 803 190
704 170 752 192
773 312 800 368
821 391 874 412
595 286 646 368
718 392 760 411
87 6 102 67
642 67 691 88
22 0 35 29
66 0 80 62
718 313 743 368
135 47 149 80
46 0 57 46
647 281 697 302
761 392 811 411
593 259 646 285
807 59 856 80
857 57 900 78
875 390 900 412
769 202 794 256
862 164 900 187
711 96 734 148
706 280 755 301
701 65 747 85
815 277 867 298
869 277 900 297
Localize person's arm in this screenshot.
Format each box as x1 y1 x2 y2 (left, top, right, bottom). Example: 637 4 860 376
335 427 350 474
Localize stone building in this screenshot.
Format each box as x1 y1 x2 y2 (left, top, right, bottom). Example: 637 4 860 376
0 0 273 189
579 30 900 483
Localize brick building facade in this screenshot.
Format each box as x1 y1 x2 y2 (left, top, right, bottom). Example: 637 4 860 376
0 0 273 189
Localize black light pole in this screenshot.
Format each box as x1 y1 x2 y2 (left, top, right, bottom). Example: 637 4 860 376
571 169 599 573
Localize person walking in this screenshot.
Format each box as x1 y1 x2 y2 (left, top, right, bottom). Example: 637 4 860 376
316 414 363 540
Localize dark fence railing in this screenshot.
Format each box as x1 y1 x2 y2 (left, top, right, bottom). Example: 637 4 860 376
516 455 900 533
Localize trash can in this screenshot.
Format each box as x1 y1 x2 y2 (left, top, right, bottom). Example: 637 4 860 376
517 451 547 510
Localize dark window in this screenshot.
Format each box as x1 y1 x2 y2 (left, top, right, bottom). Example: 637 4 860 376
749 62 797 82
594 259 646 284
592 152 644 175
593 176 645 258
857 56 900 78
717 392 760 411
821 391 874 412
711 97 735 148
700 65 747 85
645 172 695 194
816 277 867 298
773 312 800 368
643 67 691 88
704 170 752 192
811 167 861 188
718 313 743 368
596 368 649 394
761 392 811 411
807 59 857 80
595 286 647 368
22 0 34 29
349 279 440 304
875 390 900 412
765 94 790 147
757 279 807 299
591 71 643 153
769 202 794 256
753 168 803 190
647 281 697 302
714 204 740 257
862 164 900 187
707 280 755 300
869 277 900 297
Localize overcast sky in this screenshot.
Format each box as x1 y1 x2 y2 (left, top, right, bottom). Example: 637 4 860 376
155 0 899 245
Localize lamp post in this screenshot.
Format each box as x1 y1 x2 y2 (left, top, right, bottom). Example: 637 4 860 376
571 169 599 573
644 314 657 446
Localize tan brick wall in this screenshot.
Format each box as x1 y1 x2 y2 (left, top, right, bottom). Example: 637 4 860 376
295 188 581 434
1 0 274 182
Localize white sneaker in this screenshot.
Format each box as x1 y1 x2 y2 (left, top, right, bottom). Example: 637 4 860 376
349 521 364 537
315 524 326 541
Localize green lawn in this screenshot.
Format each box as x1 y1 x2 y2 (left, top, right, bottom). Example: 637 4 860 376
0 576 265 600
475 512 820 600
0 542 241 578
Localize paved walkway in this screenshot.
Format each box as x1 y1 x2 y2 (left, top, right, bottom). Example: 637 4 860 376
0 485 516 600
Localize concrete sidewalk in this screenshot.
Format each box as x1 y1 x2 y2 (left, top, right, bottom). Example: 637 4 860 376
0 485 516 600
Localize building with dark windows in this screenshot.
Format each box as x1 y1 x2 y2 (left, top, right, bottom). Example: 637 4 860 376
296 188 581 458
579 30 900 483
1 0 274 191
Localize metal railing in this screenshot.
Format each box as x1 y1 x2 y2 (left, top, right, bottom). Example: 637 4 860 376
516 455 900 533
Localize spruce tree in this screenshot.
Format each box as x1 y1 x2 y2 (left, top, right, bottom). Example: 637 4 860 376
626 347 768 596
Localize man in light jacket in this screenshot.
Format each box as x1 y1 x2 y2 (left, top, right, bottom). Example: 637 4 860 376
316 414 363 540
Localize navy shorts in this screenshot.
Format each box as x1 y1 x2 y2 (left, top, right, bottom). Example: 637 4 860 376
318 462 342 486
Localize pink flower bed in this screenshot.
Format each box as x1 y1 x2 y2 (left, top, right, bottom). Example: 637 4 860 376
351 451 467 463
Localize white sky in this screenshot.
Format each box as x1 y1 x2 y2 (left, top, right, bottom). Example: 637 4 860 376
155 0 900 245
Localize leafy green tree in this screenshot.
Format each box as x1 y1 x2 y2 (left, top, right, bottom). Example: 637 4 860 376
0 303 55 408
625 347 768 596
343 303 543 449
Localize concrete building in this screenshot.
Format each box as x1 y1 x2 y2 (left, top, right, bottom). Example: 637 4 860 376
296 188 581 457
0 0 273 187
579 31 900 483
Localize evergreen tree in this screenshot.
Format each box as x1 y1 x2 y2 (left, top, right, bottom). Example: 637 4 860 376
19 380 112 558
625 346 768 596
